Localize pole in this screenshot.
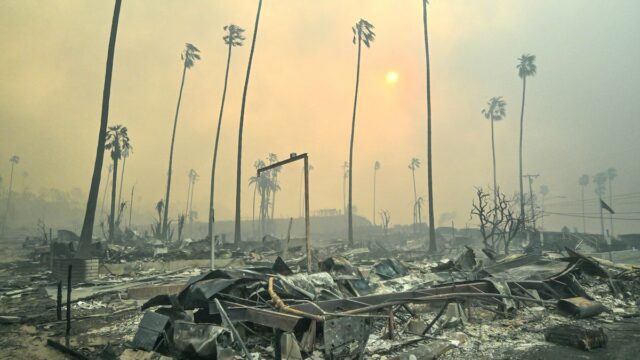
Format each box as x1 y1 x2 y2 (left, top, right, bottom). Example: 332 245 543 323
523 174 539 231
304 156 312 273
599 197 605 253
56 280 62 321
66 264 72 347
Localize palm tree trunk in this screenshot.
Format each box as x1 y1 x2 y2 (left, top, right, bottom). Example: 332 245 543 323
234 0 263 244
100 170 110 218
209 44 233 242
271 185 277 223
79 0 122 256
163 63 188 240
518 77 527 226
491 117 498 207
411 168 417 234
188 178 195 237
348 33 362 247
109 156 118 242
185 176 192 216
117 156 126 217
343 172 346 214
372 169 377 225
252 182 257 238
423 0 436 252
128 184 135 228
581 186 586 233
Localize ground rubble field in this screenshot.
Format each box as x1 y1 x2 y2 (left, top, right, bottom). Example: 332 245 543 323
2 237 640 360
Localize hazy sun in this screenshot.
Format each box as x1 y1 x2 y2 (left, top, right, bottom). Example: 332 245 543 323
386 71 399 84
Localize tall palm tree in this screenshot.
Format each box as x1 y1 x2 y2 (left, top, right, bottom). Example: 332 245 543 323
79 0 122 256
593 172 607 198
481 96 507 208
251 159 265 238
342 161 349 214
117 147 130 218
422 0 437 252
372 161 380 225
408 158 421 233
105 125 131 241
128 183 136 228
100 164 113 218
162 43 200 240
348 18 375 247
187 169 199 237
234 0 263 244
516 54 537 226
208 24 245 242
607 167 617 237
578 174 589 233
267 153 281 226
1 155 20 236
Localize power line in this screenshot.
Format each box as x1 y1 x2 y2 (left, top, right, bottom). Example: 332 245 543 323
545 212 640 221
545 192 640 207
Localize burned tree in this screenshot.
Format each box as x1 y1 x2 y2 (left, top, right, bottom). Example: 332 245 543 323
471 187 528 255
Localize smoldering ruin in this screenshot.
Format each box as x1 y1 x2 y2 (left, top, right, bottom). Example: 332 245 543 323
2 1 640 360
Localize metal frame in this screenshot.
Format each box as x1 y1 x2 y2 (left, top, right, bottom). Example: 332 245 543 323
258 153 312 272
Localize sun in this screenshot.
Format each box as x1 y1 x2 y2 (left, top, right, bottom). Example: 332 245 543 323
385 71 399 84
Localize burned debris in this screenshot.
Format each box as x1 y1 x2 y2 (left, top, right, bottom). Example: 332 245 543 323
3 225 640 359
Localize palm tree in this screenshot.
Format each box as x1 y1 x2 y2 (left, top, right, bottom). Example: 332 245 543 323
187 169 199 237
128 183 136 228
249 167 274 239
117 147 130 219
578 174 589 233
208 24 245 242
1 155 20 236
516 54 537 225
422 0 437 252
79 0 122 256
372 161 380 225
234 0 263 244
100 164 113 218
162 43 200 240
250 159 265 238
342 161 349 214
105 125 131 241
408 158 421 233
607 167 617 237
481 96 507 208
267 153 281 227
348 18 375 247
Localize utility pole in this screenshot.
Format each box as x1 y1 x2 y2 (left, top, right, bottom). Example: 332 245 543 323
523 174 539 230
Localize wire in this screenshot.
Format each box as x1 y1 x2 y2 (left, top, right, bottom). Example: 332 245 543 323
545 212 640 221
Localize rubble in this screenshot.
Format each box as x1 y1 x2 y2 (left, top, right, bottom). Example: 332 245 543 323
3 233 640 359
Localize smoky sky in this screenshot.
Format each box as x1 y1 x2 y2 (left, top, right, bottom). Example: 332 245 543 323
1 0 639 233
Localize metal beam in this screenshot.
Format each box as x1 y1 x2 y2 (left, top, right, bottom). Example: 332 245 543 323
257 153 312 272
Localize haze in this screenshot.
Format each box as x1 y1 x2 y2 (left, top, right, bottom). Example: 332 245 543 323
1 0 639 234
